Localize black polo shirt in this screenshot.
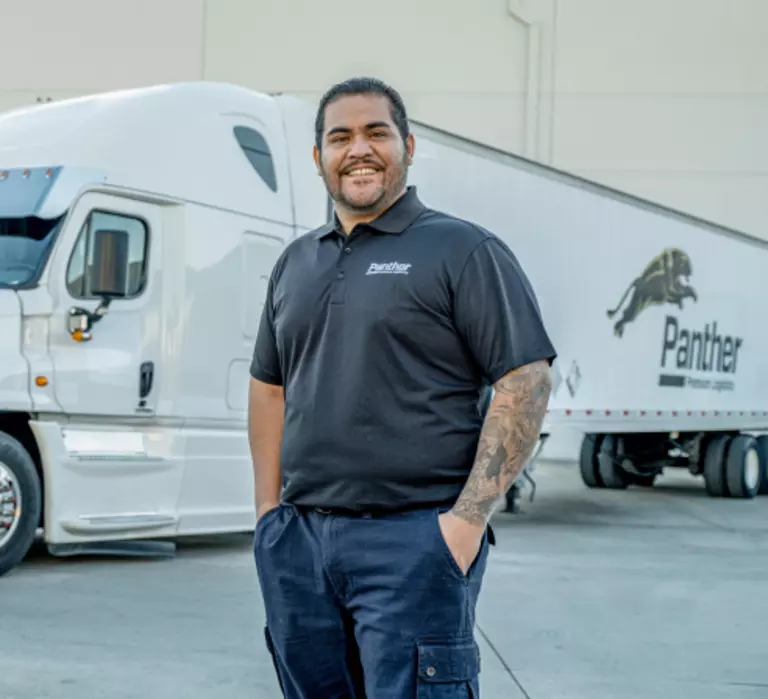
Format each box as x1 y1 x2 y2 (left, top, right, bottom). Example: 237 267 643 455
250 186 556 512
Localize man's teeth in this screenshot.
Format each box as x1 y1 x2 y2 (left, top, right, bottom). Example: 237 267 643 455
347 168 377 176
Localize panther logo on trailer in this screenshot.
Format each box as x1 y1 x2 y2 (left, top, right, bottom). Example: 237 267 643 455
606 248 697 338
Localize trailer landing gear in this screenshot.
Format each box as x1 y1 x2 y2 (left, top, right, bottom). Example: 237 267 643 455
502 434 549 514
579 431 765 499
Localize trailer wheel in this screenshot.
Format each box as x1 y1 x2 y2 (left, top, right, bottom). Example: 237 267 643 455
724 435 761 499
756 436 768 496
702 435 731 497
579 434 604 488
0 431 42 577
597 435 629 489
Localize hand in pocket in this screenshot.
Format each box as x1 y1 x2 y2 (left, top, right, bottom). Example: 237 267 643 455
437 510 485 576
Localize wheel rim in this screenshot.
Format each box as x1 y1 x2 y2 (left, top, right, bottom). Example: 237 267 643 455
745 448 760 491
0 461 22 549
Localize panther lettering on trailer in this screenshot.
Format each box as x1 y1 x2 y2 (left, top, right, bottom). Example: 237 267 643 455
606 247 745 389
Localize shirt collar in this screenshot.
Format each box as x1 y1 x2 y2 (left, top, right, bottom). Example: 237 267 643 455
315 186 426 239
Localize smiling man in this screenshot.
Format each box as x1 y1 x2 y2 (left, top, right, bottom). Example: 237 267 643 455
248 76 556 698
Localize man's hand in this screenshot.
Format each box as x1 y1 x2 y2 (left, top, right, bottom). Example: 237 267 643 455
257 501 281 521
438 510 485 575
451 360 552 529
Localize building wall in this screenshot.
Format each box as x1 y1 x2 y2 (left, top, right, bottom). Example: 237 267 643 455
551 0 768 240
0 0 203 110
202 0 532 155
1 0 764 240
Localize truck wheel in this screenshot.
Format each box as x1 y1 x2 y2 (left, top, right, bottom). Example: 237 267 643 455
597 435 629 489
702 435 731 497
579 434 604 488
756 436 768 496
0 431 42 577
724 435 761 499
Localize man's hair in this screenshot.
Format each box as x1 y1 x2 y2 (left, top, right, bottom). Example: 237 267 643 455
314 76 410 150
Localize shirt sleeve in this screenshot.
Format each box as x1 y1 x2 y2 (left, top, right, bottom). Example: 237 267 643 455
249 275 283 386
453 237 557 384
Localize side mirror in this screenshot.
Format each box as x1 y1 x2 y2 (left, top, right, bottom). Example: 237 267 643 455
67 228 130 342
90 228 130 298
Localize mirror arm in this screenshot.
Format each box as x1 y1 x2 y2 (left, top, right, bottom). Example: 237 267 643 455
70 296 112 327
68 296 114 342
89 296 113 325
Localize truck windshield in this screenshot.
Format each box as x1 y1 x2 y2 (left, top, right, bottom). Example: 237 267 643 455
0 215 64 288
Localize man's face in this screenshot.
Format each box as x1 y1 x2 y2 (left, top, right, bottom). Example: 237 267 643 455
314 94 414 215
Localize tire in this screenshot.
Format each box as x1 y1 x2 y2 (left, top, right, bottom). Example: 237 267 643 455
702 434 731 497
597 435 629 489
724 434 761 499
579 433 604 488
0 431 42 577
756 436 768 496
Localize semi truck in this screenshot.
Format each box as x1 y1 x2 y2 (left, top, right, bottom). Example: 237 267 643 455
1 82 766 577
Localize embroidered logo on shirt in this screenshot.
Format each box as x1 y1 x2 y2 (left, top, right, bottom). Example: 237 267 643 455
366 261 412 275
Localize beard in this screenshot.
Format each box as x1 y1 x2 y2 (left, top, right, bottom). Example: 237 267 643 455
322 152 409 214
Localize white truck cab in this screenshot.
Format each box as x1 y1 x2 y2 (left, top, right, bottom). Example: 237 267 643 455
0 83 328 575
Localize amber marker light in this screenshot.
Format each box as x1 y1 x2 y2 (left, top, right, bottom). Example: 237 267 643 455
35 376 49 387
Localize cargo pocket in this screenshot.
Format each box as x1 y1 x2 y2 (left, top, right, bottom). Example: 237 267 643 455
416 640 481 698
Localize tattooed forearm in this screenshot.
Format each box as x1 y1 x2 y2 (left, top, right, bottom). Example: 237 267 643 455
452 360 553 527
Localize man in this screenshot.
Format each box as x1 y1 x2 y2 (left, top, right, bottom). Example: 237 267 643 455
248 76 556 698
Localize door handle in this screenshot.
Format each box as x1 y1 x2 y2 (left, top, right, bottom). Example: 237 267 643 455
139 361 154 399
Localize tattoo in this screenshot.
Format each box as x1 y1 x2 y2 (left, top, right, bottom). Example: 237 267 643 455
452 360 553 527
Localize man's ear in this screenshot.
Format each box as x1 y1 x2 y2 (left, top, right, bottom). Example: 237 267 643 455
405 134 415 165
313 145 322 175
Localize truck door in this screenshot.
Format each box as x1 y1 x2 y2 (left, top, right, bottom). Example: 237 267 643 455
47 192 163 417
40 191 184 542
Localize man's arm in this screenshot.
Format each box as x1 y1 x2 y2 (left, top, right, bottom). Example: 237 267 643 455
440 235 556 572
452 359 552 528
248 377 284 519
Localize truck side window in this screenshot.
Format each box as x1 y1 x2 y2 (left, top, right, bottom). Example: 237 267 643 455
233 126 278 192
66 210 149 299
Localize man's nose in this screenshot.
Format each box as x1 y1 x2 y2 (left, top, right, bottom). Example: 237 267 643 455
348 136 373 157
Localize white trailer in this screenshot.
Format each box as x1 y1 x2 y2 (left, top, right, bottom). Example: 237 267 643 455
408 120 768 505
0 83 766 576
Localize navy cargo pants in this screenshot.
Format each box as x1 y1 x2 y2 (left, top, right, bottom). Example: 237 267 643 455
254 503 492 698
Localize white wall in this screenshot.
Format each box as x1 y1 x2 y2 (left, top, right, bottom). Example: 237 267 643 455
551 0 768 240
201 0 768 240
0 0 204 111
202 0 532 154
1 0 764 241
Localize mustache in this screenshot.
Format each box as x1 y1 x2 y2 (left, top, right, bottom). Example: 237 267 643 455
340 160 383 175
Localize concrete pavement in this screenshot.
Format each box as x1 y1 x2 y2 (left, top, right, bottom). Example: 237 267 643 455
1 460 766 698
